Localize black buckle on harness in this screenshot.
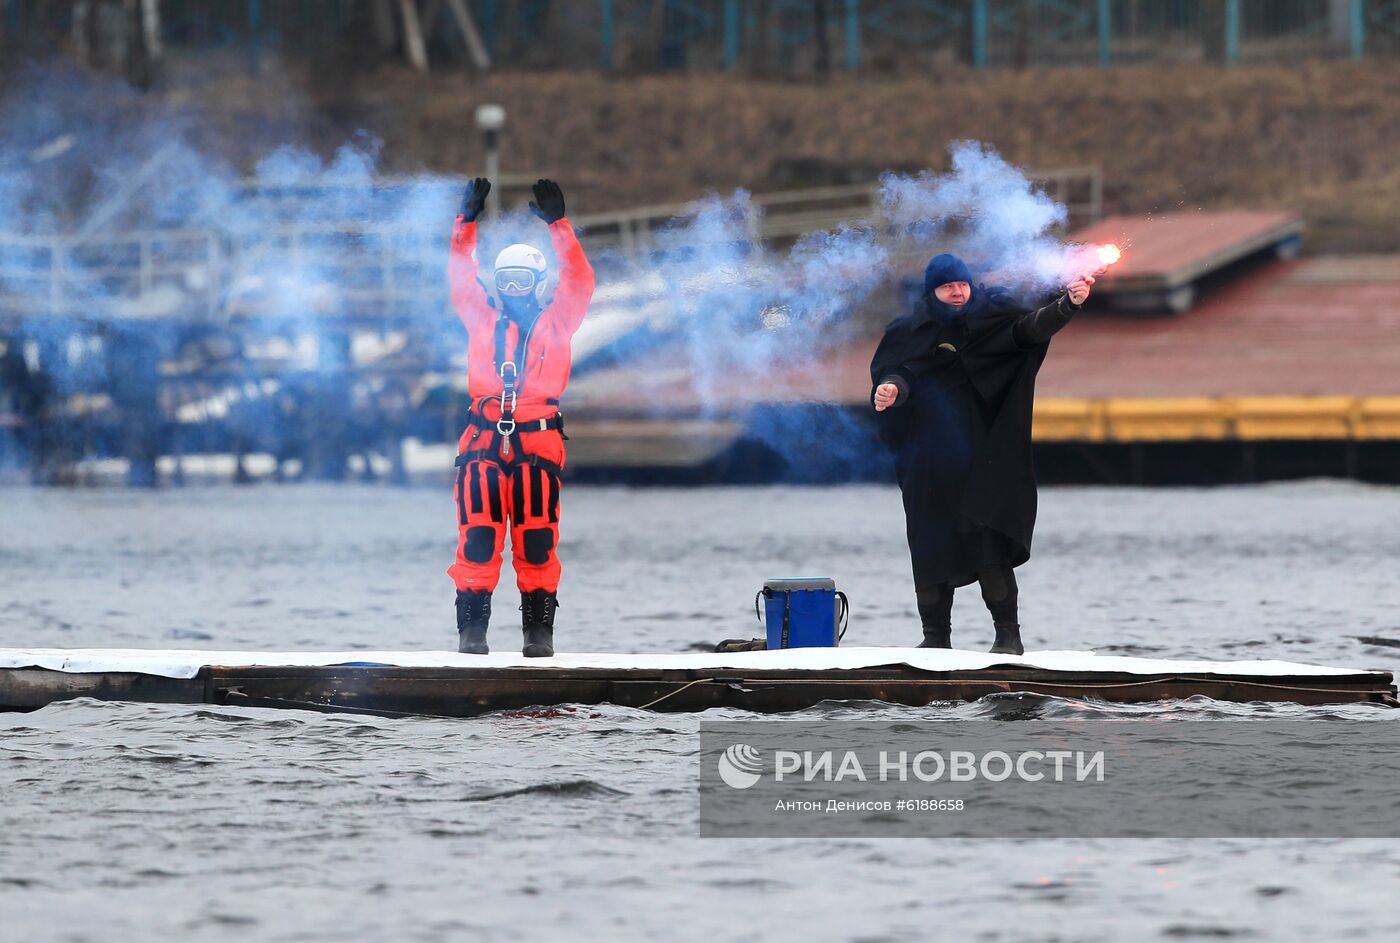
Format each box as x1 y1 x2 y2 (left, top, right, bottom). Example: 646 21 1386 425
455 450 565 479
524 453 565 478
466 411 567 437
453 451 565 479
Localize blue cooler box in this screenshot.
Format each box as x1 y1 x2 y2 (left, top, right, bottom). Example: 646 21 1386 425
757 578 849 649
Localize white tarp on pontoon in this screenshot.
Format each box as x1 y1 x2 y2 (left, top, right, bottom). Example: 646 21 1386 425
0 647 1369 680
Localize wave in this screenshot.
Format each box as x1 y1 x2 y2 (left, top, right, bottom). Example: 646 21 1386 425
462 779 630 802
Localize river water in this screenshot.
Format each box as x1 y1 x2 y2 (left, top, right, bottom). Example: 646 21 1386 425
3 481 1400 941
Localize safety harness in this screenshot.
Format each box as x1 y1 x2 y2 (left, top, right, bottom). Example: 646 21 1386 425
454 446 564 479
456 408 567 479
494 313 521 458
456 310 567 476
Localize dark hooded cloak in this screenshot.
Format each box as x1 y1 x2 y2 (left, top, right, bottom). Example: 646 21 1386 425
870 255 1079 591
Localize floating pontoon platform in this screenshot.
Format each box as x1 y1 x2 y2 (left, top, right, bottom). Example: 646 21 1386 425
1072 210 1304 313
0 648 1393 716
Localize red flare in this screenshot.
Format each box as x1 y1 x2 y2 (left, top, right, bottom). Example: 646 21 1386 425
1096 243 1122 267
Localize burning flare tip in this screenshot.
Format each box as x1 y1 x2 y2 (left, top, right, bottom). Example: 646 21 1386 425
1096 243 1122 266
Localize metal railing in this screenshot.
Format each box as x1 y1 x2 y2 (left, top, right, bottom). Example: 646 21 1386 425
0 225 444 323
0 167 1101 324
572 167 1102 258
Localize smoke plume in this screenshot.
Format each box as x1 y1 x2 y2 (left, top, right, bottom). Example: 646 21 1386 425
0 65 1092 480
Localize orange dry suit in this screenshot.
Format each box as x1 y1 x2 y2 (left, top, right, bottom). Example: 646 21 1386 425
446 216 595 594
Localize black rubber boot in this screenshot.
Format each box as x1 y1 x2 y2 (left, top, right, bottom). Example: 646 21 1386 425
989 621 1024 656
520 589 557 658
979 566 1025 656
915 585 953 649
455 589 491 655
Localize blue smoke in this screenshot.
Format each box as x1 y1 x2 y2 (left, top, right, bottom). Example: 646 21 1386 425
575 140 1089 477
880 141 1083 292
0 65 1092 481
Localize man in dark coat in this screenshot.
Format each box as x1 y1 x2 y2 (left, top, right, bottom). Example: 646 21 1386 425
870 253 1092 654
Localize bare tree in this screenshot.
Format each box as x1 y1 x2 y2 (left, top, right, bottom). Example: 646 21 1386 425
400 0 429 72
813 0 831 75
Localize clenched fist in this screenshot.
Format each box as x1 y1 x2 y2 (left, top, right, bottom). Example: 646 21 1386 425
1067 274 1095 306
874 383 899 412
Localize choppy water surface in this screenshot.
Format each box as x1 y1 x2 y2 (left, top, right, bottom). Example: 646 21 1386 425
4 482 1400 941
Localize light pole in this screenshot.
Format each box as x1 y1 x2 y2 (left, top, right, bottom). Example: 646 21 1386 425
474 103 505 218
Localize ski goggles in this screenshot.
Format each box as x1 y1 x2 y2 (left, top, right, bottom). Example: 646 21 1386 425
495 267 540 296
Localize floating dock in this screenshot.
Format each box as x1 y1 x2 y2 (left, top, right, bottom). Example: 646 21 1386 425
1 648 1392 717
1071 210 1304 313
555 249 1400 482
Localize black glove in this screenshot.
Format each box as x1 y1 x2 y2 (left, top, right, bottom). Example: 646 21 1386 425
529 179 566 224
458 177 491 222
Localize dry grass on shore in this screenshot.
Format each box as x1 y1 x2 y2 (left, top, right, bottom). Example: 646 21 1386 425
11 57 1400 251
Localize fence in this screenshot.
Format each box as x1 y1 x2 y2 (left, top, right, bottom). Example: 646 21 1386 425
3 1 1399 75
0 167 1101 325
576 167 1098 254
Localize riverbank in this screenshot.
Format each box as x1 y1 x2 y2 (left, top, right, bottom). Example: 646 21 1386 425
4 58 1399 251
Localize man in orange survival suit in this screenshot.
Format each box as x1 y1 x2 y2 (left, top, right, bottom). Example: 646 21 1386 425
447 177 594 657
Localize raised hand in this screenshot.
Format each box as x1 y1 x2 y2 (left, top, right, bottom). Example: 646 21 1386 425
459 177 491 222
529 179 566 224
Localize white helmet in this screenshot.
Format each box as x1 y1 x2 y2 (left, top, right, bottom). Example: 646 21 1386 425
493 243 548 301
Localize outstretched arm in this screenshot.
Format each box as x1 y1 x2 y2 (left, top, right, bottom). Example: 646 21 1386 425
530 179 595 335
1013 276 1091 347
449 177 495 335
